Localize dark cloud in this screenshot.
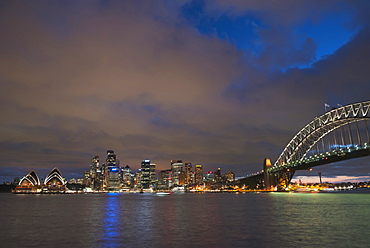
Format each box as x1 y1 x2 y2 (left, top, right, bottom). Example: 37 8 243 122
0 1 369 182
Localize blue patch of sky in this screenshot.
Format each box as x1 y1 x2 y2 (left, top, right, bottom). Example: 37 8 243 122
181 1 359 71
180 0 264 56
292 12 359 69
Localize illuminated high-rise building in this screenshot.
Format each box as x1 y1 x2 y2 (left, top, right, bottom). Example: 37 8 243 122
179 171 185 185
226 171 235 182
157 170 171 189
95 165 104 191
106 150 120 191
121 165 133 188
83 170 91 186
214 168 221 183
90 154 100 189
194 164 203 185
171 160 183 186
184 163 193 185
150 163 156 186
135 169 142 188
205 171 214 182
140 160 151 189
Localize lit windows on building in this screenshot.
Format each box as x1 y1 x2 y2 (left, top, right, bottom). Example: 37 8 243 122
157 170 172 190
141 160 151 189
106 150 120 191
214 168 221 183
171 160 183 186
195 164 203 185
185 163 193 185
205 171 215 182
226 171 235 182
150 163 156 186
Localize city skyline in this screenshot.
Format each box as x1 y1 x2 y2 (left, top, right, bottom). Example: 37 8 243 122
0 1 369 183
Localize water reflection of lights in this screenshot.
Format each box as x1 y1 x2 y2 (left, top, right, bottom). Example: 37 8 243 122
103 193 120 246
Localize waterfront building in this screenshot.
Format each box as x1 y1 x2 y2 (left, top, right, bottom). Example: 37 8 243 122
150 163 156 187
83 170 91 186
205 171 214 182
43 167 67 193
94 165 104 191
76 178 84 184
179 171 185 185
106 150 120 191
184 163 193 185
135 169 142 188
15 168 67 193
121 165 133 188
157 169 172 190
89 154 100 189
69 178 77 184
171 160 183 186
140 160 151 188
214 168 221 183
14 170 42 193
194 164 203 185
225 171 235 182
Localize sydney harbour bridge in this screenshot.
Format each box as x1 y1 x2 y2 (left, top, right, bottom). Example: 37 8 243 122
236 100 370 191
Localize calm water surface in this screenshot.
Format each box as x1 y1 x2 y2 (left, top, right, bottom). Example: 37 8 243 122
0 192 369 248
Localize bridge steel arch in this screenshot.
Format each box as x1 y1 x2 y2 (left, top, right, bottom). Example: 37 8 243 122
273 101 370 168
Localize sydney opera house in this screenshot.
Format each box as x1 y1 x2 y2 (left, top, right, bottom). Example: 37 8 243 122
14 167 68 193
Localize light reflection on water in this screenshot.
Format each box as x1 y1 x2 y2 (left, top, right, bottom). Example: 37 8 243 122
1 193 370 247
101 193 120 247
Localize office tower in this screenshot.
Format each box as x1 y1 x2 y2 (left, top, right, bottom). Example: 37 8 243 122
214 168 221 183
179 171 185 185
205 171 214 182
89 154 99 189
106 150 120 191
121 165 133 187
171 160 183 186
140 160 151 188
150 163 156 186
83 170 91 186
157 170 172 190
90 154 99 178
184 163 193 185
195 164 203 185
95 165 104 191
226 171 235 182
135 169 142 188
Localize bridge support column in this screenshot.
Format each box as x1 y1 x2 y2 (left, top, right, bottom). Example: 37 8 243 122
263 158 275 191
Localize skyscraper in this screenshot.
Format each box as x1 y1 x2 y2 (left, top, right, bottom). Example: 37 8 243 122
195 164 203 185
184 163 193 185
90 154 100 189
121 165 133 188
150 163 156 187
157 169 172 190
205 171 214 182
106 150 120 191
171 160 183 186
214 168 221 183
140 160 151 189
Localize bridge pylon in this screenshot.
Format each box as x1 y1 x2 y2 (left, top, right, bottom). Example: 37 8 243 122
263 158 275 191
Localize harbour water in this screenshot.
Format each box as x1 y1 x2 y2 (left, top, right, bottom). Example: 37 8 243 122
1 192 370 248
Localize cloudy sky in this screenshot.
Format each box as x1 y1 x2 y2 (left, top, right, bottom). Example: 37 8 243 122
0 0 369 183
